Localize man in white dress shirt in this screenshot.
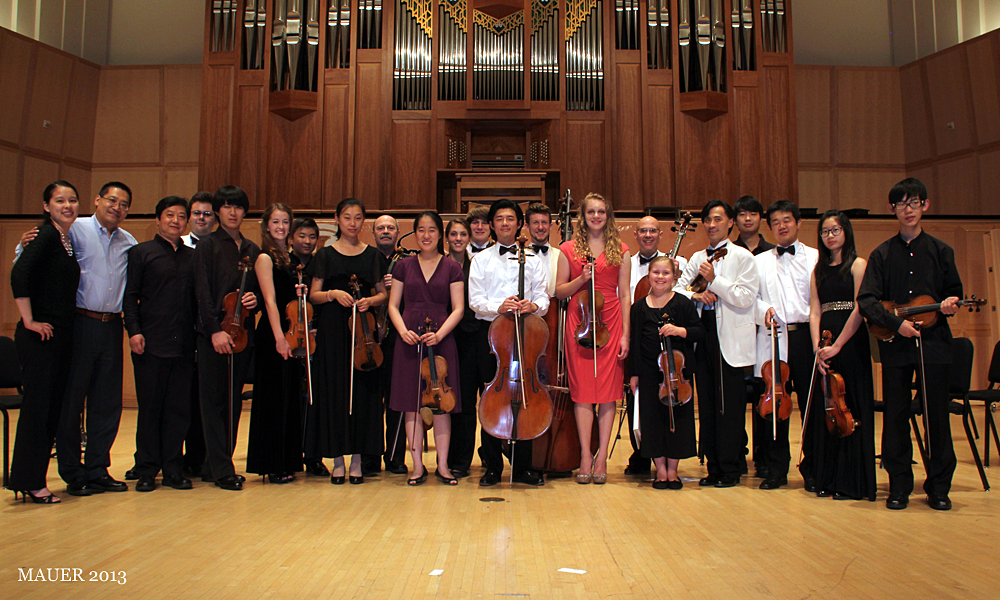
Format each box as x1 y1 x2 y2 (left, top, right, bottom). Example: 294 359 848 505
466 205 494 255
753 201 820 491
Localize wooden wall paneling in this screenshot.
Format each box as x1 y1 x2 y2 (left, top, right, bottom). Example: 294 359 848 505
935 154 979 214
163 66 204 165
794 66 831 166
612 63 644 210
899 64 934 165
761 66 793 202
642 85 673 207
563 120 606 199
0 147 20 213
234 84 265 207
323 83 351 209
797 169 834 211
979 148 1000 216
674 111 731 206
353 62 387 209
835 168 906 214
164 167 200 200
20 155 60 212
0 30 34 146
924 48 975 157
906 164 936 201
60 164 92 206
23 47 73 156
198 64 236 191
61 61 100 163
91 167 164 214
390 119 433 208
732 85 764 199
93 68 162 165
835 68 905 167
966 35 1000 147
266 109 324 210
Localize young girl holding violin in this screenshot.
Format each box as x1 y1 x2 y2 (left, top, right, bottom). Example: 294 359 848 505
306 198 387 485
809 211 876 501
628 257 704 489
387 212 465 485
555 193 631 484
247 204 307 484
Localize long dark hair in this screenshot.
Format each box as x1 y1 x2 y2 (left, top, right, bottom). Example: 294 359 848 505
815 210 857 290
334 198 366 239
414 210 445 255
261 203 293 269
41 180 79 226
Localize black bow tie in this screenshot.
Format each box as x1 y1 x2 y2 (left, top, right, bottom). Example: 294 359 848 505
639 253 658 265
531 244 548 254
499 245 517 256
471 244 487 253
777 245 796 256
706 244 725 257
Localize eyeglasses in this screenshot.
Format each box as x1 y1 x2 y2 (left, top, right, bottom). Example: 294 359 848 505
820 226 844 238
636 228 659 235
99 195 131 210
892 198 925 210
191 210 213 218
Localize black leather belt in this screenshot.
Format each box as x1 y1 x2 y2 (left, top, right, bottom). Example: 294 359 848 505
784 322 808 332
76 308 121 322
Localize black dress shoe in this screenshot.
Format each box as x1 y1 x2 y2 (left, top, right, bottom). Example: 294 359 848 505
479 471 501 487
88 474 128 492
162 474 193 490
66 481 97 496
714 475 740 488
832 492 854 501
124 468 140 481
699 475 720 487
385 462 408 475
927 494 952 511
349 475 364 485
512 471 544 486
330 475 345 485
816 489 833 498
652 480 669 490
803 476 817 493
886 493 909 510
305 461 330 476
667 479 684 490
362 467 380 477
215 475 243 491
759 477 787 490
449 469 470 479
135 476 156 492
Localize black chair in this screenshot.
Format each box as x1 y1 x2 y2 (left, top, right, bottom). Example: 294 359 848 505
940 338 989 490
966 340 1000 468
0 336 24 489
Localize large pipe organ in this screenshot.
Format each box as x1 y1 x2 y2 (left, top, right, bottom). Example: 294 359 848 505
199 0 797 212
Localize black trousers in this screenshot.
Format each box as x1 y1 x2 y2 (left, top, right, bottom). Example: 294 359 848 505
197 336 253 481
182 362 206 473
363 338 406 469
753 327 816 480
132 353 192 478
8 323 72 491
694 310 750 479
449 323 489 473
57 314 123 484
881 363 955 496
625 388 651 471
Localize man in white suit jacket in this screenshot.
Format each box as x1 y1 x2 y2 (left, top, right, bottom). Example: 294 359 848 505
675 200 760 487
752 201 820 491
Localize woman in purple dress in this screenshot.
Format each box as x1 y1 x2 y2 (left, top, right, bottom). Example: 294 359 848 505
387 211 465 486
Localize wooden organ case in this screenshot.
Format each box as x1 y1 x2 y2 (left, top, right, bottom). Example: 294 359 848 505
199 1 797 212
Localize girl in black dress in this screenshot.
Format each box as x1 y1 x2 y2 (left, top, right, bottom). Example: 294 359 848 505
247 203 306 483
808 211 877 501
9 181 81 504
628 257 704 489
306 199 387 484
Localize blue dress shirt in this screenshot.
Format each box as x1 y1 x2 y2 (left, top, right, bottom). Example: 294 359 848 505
69 215 137 312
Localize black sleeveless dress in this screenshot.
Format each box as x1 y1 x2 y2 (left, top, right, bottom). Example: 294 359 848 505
813 267 877 501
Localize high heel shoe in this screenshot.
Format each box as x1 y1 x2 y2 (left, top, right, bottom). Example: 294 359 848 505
330 474 346 485
16 490 61 504
592 458 607 485
435 471 458 486
349 475 364 485
576 457 595 484
407 467 428 486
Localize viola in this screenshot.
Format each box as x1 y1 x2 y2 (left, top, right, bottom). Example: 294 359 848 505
657 315 693 432
418 318 456 426
575 252 609 351
686 247 727 294
220 256 253 353
819 330 856 437
633 212 695 301
284 265 316 358
348 274 383 371
758 321 793 437
867 295 985 341
479 234 553 442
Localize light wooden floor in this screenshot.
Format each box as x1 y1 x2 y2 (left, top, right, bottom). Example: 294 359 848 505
2 407 999 600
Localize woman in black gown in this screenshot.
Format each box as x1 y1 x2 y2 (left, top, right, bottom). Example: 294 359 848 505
306 198 387 484
809 211 877 501
628 257 705 489
247 203 305 483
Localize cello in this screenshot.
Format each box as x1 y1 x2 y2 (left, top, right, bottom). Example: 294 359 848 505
758 320 793 440
479 235 553 452
633 212 695 301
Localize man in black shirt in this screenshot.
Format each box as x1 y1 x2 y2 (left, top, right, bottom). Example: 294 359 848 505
858 178 962 511
124 197 196 492
193 186 260 491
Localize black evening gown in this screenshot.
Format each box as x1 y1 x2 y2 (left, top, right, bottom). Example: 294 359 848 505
304 246 385 458
246 260 304 475
813 269 878 501
629 294 705 460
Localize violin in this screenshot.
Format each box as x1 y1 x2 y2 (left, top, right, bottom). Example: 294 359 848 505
284 265 315 358
418 318 456 426
348 274 383 371
479 234 553 442
686 247 728 294
220 256 253 353
657 315 693 432
575 251 610 352
633 212 695 301
819 330 856 437
758 321 793 438
867 295 985 341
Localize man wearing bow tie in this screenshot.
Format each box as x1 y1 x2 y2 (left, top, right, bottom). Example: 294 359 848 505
466 205 494 255
525 203 562 296
753 201 819 491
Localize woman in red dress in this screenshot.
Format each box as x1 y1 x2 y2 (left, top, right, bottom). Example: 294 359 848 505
555 193 631 484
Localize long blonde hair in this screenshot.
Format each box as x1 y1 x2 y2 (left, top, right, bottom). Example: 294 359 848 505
572 193 623 266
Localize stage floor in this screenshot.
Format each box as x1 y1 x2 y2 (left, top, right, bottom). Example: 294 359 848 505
2 407 999 599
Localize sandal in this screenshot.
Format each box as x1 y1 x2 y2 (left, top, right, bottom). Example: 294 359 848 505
407 466 428 486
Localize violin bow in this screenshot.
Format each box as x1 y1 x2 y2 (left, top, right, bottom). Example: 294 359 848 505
349 301 356 416
796 349 820 468
659 316 676 433
299 269 314 406
771 321 779 441
589 254 598 378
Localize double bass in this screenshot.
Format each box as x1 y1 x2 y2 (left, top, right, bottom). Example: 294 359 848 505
479 235 553 447
633 212 695 301
758 321 793 440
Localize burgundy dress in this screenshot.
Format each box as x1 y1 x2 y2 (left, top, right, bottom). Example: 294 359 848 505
388 256 464 413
